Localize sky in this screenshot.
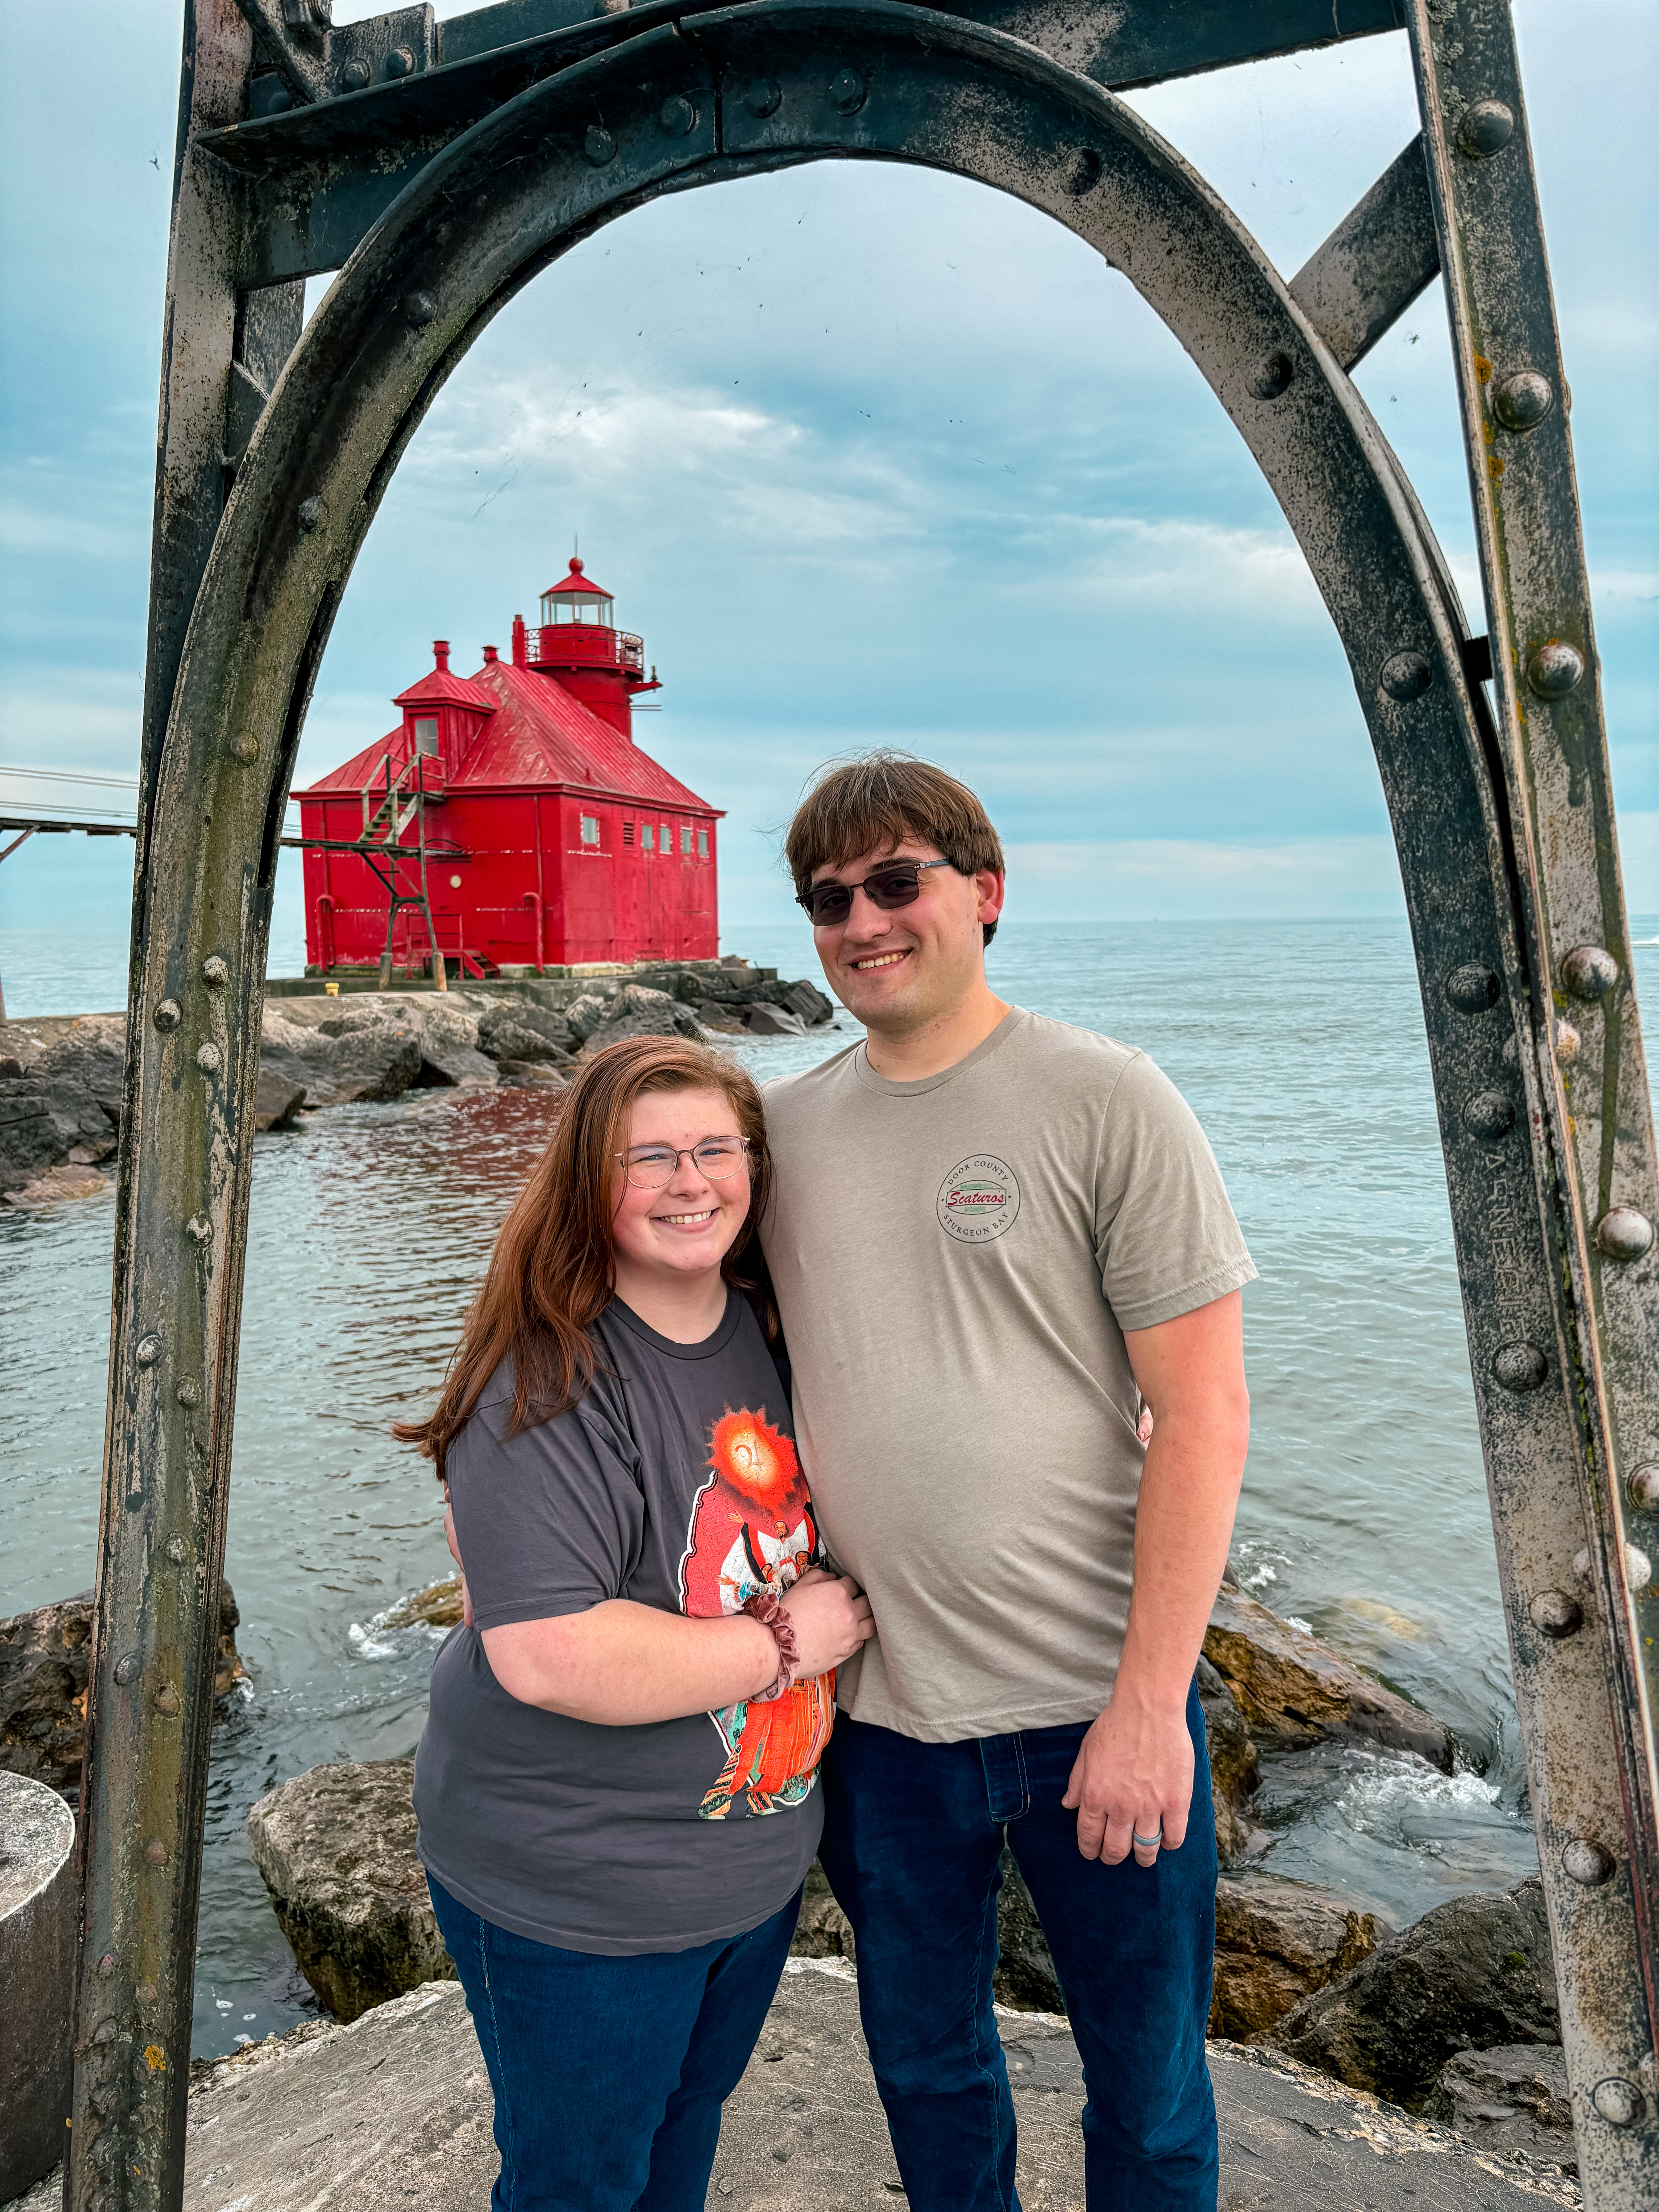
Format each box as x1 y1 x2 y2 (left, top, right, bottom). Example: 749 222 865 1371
0 0 1654 974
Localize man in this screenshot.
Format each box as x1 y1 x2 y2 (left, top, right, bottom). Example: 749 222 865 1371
760 752 1254 2211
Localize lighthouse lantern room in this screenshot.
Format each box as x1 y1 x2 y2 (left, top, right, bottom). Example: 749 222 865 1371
295 556 722 978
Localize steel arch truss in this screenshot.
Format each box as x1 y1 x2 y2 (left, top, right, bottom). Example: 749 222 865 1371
74 2 1659 2204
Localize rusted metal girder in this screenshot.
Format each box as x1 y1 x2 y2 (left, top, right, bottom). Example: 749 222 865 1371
70 0 1656 2206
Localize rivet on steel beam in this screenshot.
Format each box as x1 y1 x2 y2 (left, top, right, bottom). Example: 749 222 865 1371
196 1042 222 1074
1630 1464 1659 1511
98 1953 118 1977
113 1656 140 1685
176 1378 201 1408
830 68 867 115
231 734 259 763
297 497 324 532
1626 1546 1653 1592
144 1839 169 1866
403 292 437 329
386 45 414 74
135 1333 163 1367
1445 964 1500 1013
660 95 697 137
1493 1342 1547 1393
1462 1091 1515 1140
265 86 294 116
154 999 182 1031
1063 149 1103 197
1562 1836 1615 1886
1492 372 1553 432
1595 1207 1654 1261
1250 351 1294 401
136 1982 158 2005
744 78 780 117
1379 650 1433 701
165 1536 187 1561
1553 1018 1581 1060
585 125 616 165
186 1214 212 1244
1529 1589 1581 1638
93 2018 117 2044
1527 640 1584 699
1592 2078 1644 2127
202 954 229 987
153 1686 180 1716
599 0 628 13
1561 945 1617 1000
1458 99 1515 156
339 58 371 91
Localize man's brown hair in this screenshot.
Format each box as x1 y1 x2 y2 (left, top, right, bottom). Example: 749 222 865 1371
785 751 1006 946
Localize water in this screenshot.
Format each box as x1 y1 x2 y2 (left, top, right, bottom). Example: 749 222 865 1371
6 917 1657 2058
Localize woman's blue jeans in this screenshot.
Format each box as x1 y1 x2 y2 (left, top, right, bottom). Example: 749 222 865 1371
817 1687 1219 2212
427 1875 800 2211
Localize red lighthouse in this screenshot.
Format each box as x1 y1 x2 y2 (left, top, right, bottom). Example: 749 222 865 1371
294 556 722 977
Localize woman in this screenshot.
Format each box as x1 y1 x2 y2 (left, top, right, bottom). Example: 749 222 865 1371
399 1036 874 2211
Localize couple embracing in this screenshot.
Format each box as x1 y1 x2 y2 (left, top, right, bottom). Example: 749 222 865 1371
402 755 1255 2212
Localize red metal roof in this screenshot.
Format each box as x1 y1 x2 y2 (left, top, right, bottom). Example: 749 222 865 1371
541 555 613 601
295 659 720 816
392 641 497 712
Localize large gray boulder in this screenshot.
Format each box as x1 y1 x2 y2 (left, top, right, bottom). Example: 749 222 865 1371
743 1000 808 1037
2 1585 246 1802
0 1070 114 1191
261 1008 422 1106
29 1013 127 1129
7 1969 1585 2212
1197 1653 1261 1862
1211 1875 1391 2042
246 1758 455 2024
1204 1583 1456 1771
1428 2044 1575 2170
1264 1876 1559 2108
476 1002 575 1063
585 984 703 1053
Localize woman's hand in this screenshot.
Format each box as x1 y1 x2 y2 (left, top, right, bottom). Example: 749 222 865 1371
444 1496 474 1629
785 1567 875 1676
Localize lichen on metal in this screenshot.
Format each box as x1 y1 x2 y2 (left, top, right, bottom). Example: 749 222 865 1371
71 1 1658 2205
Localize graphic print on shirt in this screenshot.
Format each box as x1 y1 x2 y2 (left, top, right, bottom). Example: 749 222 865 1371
678 1407 835 1819
937 1154 1022 1243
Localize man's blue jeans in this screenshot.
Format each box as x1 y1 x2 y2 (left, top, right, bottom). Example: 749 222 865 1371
427 1875 800 2210
817 1687 1218 2212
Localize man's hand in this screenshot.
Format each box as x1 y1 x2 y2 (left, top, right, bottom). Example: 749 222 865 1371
1061 1696 1194 1867
784 1565 876 1676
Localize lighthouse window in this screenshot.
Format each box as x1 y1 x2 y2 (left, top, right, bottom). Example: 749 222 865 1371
580 815 600 846
680 825 693 857
413 718 438 754
697 830 709 860
623 821 635 847
642 825 654 852
660 822 671 853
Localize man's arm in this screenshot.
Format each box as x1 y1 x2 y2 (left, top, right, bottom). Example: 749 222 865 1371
1061 1289 1249 1864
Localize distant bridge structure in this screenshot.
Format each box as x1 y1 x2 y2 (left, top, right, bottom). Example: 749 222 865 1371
67 1 1659 2205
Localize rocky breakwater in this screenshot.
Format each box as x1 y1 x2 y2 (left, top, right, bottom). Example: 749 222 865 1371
1 1584 248 1804
0 960 835 1201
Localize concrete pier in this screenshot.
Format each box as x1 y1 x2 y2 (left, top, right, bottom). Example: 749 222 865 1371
0 1772 76 2200
6 1961 1577 2210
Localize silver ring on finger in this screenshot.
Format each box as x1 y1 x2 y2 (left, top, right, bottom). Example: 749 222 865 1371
1132 1827 1163 1850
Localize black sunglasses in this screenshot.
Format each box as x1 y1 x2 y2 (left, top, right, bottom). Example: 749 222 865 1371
797 859 951 927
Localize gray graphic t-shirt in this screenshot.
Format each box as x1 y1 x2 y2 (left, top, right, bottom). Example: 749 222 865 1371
414 1293 829 1954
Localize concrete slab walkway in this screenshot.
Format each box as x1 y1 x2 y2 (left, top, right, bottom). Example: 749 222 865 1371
9 1961 1578 2211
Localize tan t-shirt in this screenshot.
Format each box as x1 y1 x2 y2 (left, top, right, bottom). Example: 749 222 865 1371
760 1008 1256 1742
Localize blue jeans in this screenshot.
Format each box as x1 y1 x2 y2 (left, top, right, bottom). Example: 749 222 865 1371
817 1686 1218 2212
427 1876 800 2211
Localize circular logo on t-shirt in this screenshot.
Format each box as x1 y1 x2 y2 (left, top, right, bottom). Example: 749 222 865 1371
937 1155 1021 1244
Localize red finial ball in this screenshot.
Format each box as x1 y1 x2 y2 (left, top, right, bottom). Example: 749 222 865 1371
569 556 584 574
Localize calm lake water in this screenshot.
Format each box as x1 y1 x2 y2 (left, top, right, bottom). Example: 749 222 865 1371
6 916 1658 2059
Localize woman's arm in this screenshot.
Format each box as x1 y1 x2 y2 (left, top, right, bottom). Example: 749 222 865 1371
482 1568 874 1726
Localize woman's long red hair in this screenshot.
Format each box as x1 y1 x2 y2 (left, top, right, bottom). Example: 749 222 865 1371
393 1035 776 1481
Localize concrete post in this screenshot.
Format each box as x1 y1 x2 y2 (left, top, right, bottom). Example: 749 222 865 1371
0 1771 77 2197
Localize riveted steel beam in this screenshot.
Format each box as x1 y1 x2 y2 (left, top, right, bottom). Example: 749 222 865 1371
199 0 1407 289
1290 134 1439 371
80 2 1653 2205
1408 0 1659 2136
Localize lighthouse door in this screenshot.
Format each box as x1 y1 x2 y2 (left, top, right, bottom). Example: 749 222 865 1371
641 833 675 958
